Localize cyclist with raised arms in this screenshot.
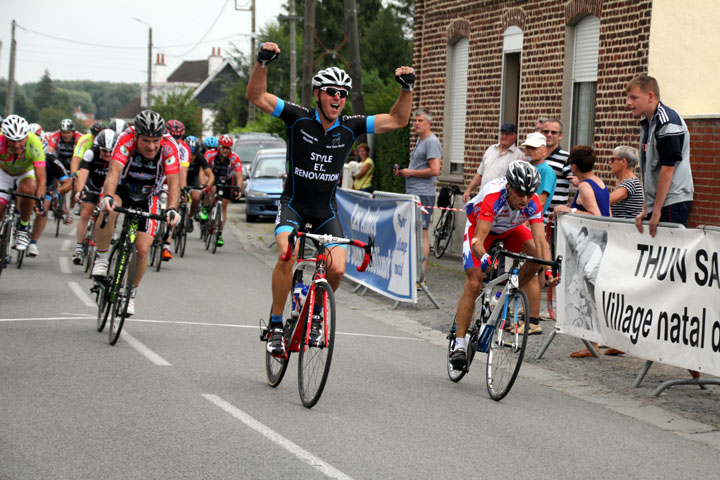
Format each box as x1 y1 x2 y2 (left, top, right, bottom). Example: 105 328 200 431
449 161 559 368
0 115 47 252
181 135 214 232
71 129 119 265
203 134 242 247
91 110 180 315
246 41 415 357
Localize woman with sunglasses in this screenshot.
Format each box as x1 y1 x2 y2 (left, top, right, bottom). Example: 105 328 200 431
72 129 119 265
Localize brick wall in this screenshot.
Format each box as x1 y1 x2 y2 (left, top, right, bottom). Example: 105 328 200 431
413 0 718 232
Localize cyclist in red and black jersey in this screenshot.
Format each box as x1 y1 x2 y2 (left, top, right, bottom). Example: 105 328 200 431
91 110 181 315
181 135 214 232
161 119 190 260
247 41 415 357
47 119 82 169
202 134 242 247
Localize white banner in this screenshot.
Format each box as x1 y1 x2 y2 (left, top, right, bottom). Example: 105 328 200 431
556 215 720 376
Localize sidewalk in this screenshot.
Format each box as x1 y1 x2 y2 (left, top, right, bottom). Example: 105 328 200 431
226 204 720 442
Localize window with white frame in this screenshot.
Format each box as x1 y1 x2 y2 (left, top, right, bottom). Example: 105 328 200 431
447 36 469 174
571 15 600 146
501 26 523 130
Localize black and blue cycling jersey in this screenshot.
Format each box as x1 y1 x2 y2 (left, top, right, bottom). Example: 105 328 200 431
271 98 374 227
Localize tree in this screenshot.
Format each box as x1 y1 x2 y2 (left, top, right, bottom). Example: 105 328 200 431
151 88 204 138
34 70 55 111
37 107 72 131
212 76 250 134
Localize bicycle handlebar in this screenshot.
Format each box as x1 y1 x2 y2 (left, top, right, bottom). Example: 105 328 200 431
100 205 167 229
0 188 42 203
281 229 374 272
488 241 563 278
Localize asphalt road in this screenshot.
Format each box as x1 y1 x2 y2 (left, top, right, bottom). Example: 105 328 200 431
2 211 719 479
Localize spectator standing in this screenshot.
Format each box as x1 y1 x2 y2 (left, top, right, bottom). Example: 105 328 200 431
542 118 571 215
462 123 524 203
521 132 556 218
534 117 547 132
609 146 644 219
554 145 611 358
396 108 442 284
626 74 694 236
352 143 374 193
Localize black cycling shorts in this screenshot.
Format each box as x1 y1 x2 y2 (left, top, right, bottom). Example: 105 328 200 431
115 184 162 236
274 201 344 238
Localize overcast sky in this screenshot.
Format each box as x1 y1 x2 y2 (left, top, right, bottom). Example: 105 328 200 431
0 0 286 84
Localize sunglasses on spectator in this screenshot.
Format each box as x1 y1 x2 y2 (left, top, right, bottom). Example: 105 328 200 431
320 87 349 98
542 129 560 135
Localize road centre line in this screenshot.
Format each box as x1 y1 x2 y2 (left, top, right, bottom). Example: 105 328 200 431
58 256 71 274
68 281 96 307
122 331 172 366
201 394 354 480
60 239 72 252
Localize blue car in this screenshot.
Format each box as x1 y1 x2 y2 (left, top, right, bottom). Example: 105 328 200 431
244 148 286 222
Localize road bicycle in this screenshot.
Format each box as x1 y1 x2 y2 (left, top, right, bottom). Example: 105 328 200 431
50 191 68 237
446 242 562 401
92 206 166 345
81 205 102 277
201 182 234 254
433 184 461 258
171 187 192 258
260 227 373 408
148 185 169 272
0 188 41 276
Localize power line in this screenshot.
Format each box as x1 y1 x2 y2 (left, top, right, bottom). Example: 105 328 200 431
165 0 232 57
15 23 147 50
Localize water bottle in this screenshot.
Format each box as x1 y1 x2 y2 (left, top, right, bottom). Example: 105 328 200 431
160 184 168 210
291 282 309 319
478 292 502 352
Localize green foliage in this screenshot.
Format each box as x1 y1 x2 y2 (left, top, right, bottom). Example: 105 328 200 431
150 88 204 138
34 70 55 111
238 111 286 139
360 7 413 76
374 125 409 193
212 58 250 133
37 107 75 131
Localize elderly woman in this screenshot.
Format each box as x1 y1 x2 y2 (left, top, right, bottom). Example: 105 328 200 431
609 145 643 219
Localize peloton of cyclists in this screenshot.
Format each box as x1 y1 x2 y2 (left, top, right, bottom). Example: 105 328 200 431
72 128 119 265
202 134 242 247
47 118 82 225
246 41 415 357
180 135 214 233
91 110 181 315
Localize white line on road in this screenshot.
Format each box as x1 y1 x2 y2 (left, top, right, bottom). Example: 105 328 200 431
61 239 72 252
58 256 71 274
122 331 172 366
0 316 96 322
202 394 354 480
68 282 96 307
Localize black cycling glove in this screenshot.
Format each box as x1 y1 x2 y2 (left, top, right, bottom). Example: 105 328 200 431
395 71 416 91
257 44 280 67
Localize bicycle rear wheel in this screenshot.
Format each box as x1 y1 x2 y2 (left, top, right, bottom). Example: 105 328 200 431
97 243 120 332
433 211 454 258
486 289 529 401
211 207 221 254
178 229 187 257
109 245 137 345
297 282 335 408
446 317 467 382
155 226 165 272
265 297 294 387
0 221 10 277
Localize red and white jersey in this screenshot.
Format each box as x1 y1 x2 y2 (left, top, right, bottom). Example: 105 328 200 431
111 127 179 198
205 150 242 182
176 139 190 168
464 177 543 234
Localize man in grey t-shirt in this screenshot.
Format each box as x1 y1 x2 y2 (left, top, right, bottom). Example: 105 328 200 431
395 108 442 283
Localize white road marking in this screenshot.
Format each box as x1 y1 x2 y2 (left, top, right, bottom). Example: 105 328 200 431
0 316 96 322
58 256 71 274
122 331 172 366
202 394 354 480
68 282 96 307
61 239 72 252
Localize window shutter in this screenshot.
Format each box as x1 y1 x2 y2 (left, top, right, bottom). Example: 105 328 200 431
449 37 469 169
573 15 600 82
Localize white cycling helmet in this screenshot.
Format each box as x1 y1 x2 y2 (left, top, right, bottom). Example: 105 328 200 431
312 67 352 90
28 122 44 136
1 115 30 141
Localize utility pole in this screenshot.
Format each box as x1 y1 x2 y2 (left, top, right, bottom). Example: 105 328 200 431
343 0 365 115
288 0 297 103
301 0 316 106
6 20 17 116
237 0 256 123
132 18 153 108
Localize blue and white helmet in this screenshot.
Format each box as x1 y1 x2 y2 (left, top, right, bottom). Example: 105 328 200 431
312 67 352 90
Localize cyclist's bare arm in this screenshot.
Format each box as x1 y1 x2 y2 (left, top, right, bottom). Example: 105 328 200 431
166 173 180 211
204 168 215 187
34 165 47 200
373 66 414 134
246 43 280 115
100 161 124 208
469 220 493 261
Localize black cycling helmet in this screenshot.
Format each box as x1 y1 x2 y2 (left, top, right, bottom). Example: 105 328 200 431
90 121 108 136
505 160 541 195
134 110 166 137
93 129 119 152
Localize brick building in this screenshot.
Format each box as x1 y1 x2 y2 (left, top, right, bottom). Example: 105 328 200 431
411 0 719 233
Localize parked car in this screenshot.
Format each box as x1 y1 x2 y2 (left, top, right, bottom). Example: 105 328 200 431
231 132 286 181
244 148 286 222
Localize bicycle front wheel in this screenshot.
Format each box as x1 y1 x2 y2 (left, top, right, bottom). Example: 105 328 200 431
109 245 137 346
297 282 335 408
446 316 467 382
97 243 120 332
433 211 454 258
486 289 530 401
0 221 10 277
265 298 294 387
211 207 221 254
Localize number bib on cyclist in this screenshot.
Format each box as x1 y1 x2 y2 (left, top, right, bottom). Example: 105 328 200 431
271 99 374 218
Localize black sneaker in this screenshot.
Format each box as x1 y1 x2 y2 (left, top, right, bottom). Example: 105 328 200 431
266 327 285 357
187 219 194 233
309 315 323 347
449 348 467 369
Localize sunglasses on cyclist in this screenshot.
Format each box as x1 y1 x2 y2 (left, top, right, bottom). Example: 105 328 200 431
100 148 113 154
320 87 349 98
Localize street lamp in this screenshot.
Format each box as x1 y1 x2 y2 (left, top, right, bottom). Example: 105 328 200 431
132 17 152 108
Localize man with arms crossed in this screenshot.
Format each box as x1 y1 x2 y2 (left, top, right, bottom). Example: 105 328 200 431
247 41 415 357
